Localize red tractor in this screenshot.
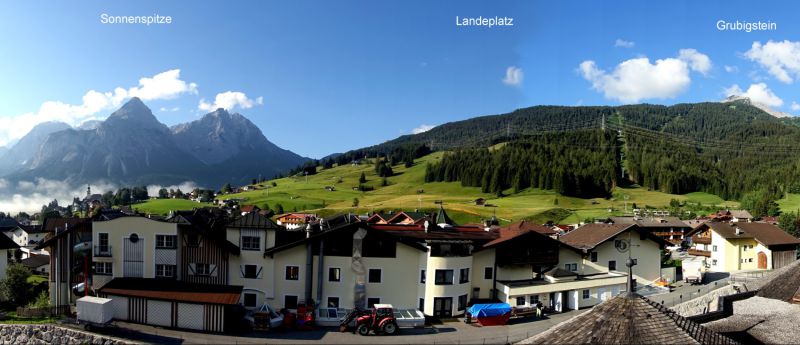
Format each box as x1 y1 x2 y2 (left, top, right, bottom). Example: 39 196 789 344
351 304 399 336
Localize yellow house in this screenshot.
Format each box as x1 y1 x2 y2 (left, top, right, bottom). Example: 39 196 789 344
689 222 800 272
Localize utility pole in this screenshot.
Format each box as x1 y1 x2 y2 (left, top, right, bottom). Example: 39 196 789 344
601 114 606 132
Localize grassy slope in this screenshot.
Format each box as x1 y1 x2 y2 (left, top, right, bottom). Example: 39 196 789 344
778 193 800 214
132 198 211 215
135 152 739 224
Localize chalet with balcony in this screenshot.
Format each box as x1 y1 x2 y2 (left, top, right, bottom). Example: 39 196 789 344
607 216 692 245
687 222 800 271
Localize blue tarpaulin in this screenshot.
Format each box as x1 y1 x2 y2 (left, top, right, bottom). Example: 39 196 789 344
467 303 511 317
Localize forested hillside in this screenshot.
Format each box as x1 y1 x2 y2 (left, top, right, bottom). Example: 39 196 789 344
341 101 800 216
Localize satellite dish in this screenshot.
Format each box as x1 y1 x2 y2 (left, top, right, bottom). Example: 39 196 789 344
615 239 629 252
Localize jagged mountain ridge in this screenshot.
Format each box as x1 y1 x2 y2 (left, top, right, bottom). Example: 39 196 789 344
3 98 308 188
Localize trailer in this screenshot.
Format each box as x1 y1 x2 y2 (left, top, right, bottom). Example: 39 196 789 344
76 296 114 331
682 256 707 284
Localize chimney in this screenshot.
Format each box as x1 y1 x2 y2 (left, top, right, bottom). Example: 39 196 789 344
424 220 430 233
735 226 743 236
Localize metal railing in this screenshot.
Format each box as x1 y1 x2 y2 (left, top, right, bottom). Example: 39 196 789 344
94 245 112 257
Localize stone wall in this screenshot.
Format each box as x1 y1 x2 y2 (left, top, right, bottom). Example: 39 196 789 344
670 283 749 317
0 324 131 344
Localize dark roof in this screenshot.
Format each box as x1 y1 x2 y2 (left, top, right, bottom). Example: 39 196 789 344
0 217 21 231
699 222 800 247
756 259 800 302
0 231 20 250
21 255 50 268
483 221 557 248
435 206 455 225
520 294 739 345
228 212 280 229
559 223 671 251
35 218 92 249
9 224 46 234
99 277 243 305
240 205 259 213
386 211 429 224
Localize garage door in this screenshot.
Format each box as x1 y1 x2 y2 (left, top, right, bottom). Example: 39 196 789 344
177 303 204 330
148 300 172 327
109 295 128 321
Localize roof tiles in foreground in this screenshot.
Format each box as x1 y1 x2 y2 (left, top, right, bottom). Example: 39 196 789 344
519 294 739 345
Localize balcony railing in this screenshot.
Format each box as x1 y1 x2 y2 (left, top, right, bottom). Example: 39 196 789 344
688 248 711 257
692 236 712 245
94 245 112 257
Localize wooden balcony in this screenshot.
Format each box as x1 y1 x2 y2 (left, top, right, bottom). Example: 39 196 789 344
688 248 711 257
692 236 711 245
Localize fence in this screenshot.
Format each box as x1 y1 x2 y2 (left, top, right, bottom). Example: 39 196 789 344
15 305 70 318
656 278 732 308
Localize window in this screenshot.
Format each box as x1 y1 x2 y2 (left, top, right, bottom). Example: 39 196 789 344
459 268 470 284
419 298 425 311
712 245 718 252
420 269 426 284
435 269 454 285
328 267 341 282
743 245 748 252
608 260 617 271
156 235 177 249
243 293 257 308
530 295 540 304
516 296 526 306
241 236 261 251
368 269 382 283
156 264 176 278
565 263 578 272
98 233 109 251
327 297 340 308
243 264 259 279
367 297 381 308
712 259 718 266
458 294 468 311
484 267 493 280
285 266 299 280
583 289 590 299
195 263 211 276
284 295 298 309
95 262 112 275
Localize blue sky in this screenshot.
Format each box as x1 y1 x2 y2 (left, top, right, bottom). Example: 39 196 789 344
1 0 799 158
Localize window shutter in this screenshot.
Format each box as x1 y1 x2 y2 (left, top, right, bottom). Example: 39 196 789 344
256 265 263 279
239 265 245 278
188 263 196 275
210 264 218 277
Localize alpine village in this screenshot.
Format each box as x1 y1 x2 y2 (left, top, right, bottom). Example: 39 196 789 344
5 97 800 345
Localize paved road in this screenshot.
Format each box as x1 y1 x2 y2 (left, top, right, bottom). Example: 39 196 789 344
95 310 583 345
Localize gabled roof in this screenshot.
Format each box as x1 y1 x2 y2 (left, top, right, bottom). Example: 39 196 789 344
366 213 393 223
0 231 20 250
608 216 691 229
36 218 92 249
729 210 753 219
166 209 239 254
435 206 455 226
559 223 670 251
386 211 429 224
519 294 739 345
228 212 280 229
694 222 800 247
240 205 259 213
483 221 557 248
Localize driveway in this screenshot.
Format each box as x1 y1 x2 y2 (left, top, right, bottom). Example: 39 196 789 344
93 310 583 344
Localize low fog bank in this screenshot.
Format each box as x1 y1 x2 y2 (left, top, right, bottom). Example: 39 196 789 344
0 178 201 215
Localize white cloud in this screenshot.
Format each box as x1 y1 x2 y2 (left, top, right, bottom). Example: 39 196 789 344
614 39 635 48
146 181 199 198
724 83 784 107
724 65 739 73
678 49 712 75
412 124 435 134
579 49 711 103
160 106 180 112
0 178 118 214
792 102 800 111
0 69 197 147
502 66 524 87
198 91 264 112
745 40 800 84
